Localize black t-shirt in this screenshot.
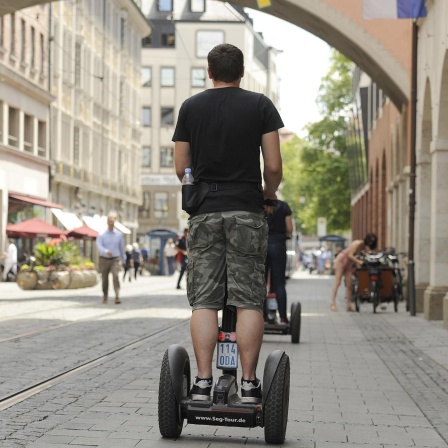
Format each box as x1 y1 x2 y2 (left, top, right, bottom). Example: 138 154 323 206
267 200 292 243
172 87 284 215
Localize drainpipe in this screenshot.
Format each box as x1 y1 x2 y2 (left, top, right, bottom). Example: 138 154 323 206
408 20 418 317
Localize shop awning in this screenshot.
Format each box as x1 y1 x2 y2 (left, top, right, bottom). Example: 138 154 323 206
8 193 63 213
51 208 83 231
6 217 67 238
68 224 99 239
82 215 131 235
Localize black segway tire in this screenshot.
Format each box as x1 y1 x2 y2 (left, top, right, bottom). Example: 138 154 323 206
158 349 188 438
290 302 301 344
264 353 290 444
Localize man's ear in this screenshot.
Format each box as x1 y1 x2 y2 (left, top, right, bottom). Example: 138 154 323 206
241 66 245 78
207 67 213 79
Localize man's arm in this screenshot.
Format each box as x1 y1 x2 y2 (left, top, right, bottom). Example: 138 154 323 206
174 141 192 182
261 130 282 200
285 215 293 237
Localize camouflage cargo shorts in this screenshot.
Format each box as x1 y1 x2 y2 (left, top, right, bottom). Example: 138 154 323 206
186 211 268 314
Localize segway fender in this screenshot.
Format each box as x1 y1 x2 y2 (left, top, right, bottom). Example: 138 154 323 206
167 344 190 403
262 349 286 407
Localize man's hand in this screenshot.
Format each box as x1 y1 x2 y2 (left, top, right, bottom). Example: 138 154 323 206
106 250 113 257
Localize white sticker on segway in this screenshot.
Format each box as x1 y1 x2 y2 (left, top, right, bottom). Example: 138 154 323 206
216 342 238 369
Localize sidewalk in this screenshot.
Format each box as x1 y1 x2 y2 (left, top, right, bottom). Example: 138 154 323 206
1 270 447 447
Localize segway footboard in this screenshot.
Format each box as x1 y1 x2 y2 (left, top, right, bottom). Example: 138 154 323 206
183 374 262 427
185 399 262 427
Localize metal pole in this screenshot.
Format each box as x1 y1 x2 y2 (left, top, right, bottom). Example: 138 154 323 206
408 21 418 316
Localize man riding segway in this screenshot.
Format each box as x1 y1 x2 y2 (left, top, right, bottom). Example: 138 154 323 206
158 43 290 443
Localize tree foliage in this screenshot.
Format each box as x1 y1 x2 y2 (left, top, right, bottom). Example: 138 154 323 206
281 49 353 235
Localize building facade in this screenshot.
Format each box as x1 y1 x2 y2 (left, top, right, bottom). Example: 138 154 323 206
1 0 150 255
0 5 53 254
48 0 150 242
138 0 280 239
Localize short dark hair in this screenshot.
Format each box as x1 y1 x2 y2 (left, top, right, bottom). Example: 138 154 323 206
207 43 244 83
364 232 378 250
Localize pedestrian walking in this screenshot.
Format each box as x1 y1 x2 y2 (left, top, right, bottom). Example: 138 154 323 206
123 244 133 282
164 238 177 275
96 212 126 304
175 228 188 289
2 238 17 281
173 43 283 401
131 243 142 280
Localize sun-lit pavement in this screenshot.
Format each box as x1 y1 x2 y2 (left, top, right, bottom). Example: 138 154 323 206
1 269 448 447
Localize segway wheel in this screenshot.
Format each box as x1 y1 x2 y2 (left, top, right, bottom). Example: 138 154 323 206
264 353 290 444
290 302 301 344
158 349 189 438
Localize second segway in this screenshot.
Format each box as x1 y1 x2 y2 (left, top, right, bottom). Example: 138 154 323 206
264 293 301 343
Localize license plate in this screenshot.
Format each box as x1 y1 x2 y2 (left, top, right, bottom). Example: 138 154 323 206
216 341 238 369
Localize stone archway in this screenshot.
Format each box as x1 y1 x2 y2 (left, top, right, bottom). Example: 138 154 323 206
415 78 432 312
424 51 448 320
233 0 410 109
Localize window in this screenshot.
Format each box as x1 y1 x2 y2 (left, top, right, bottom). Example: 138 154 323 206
142 35 151 48
141 67 151 87
0 17 3 48
160 147 174 167
142 107 151 126
191 67 206 87
196 30 224 58
75 42 81 86
160 67 174 87
158 0 173 12
38 121 46 157
8 106 19 147
191 0 205 12
20 19 25 63
161 108 174 126
141 146 151 167
10 13 15 55
73 126 80 165
154 192 168 219
24 115 33 152
30 27 35 68
40 33 44 72
139 191 150 218
162 33 175 47
120 17 126 49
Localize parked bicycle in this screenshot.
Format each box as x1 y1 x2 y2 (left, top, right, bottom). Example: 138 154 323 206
352 251 398 313
384 249 406 304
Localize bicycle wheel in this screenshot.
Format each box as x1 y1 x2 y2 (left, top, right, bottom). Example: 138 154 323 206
352 280 360 312
370 282 378 313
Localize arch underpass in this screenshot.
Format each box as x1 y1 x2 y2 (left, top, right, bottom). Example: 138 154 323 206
232 0 410 109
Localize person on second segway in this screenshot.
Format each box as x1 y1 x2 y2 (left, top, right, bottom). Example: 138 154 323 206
264 198 293 324
173 43 284 403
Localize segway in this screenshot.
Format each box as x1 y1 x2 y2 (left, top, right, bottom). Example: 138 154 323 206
158 293 290 444
264 293 301 343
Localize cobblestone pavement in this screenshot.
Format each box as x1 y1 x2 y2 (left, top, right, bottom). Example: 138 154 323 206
0 270 447 447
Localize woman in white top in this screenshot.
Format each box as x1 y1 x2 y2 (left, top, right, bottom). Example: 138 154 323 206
164 238 177 275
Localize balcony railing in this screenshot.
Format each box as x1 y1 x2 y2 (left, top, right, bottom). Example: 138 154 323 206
56 161 137 197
